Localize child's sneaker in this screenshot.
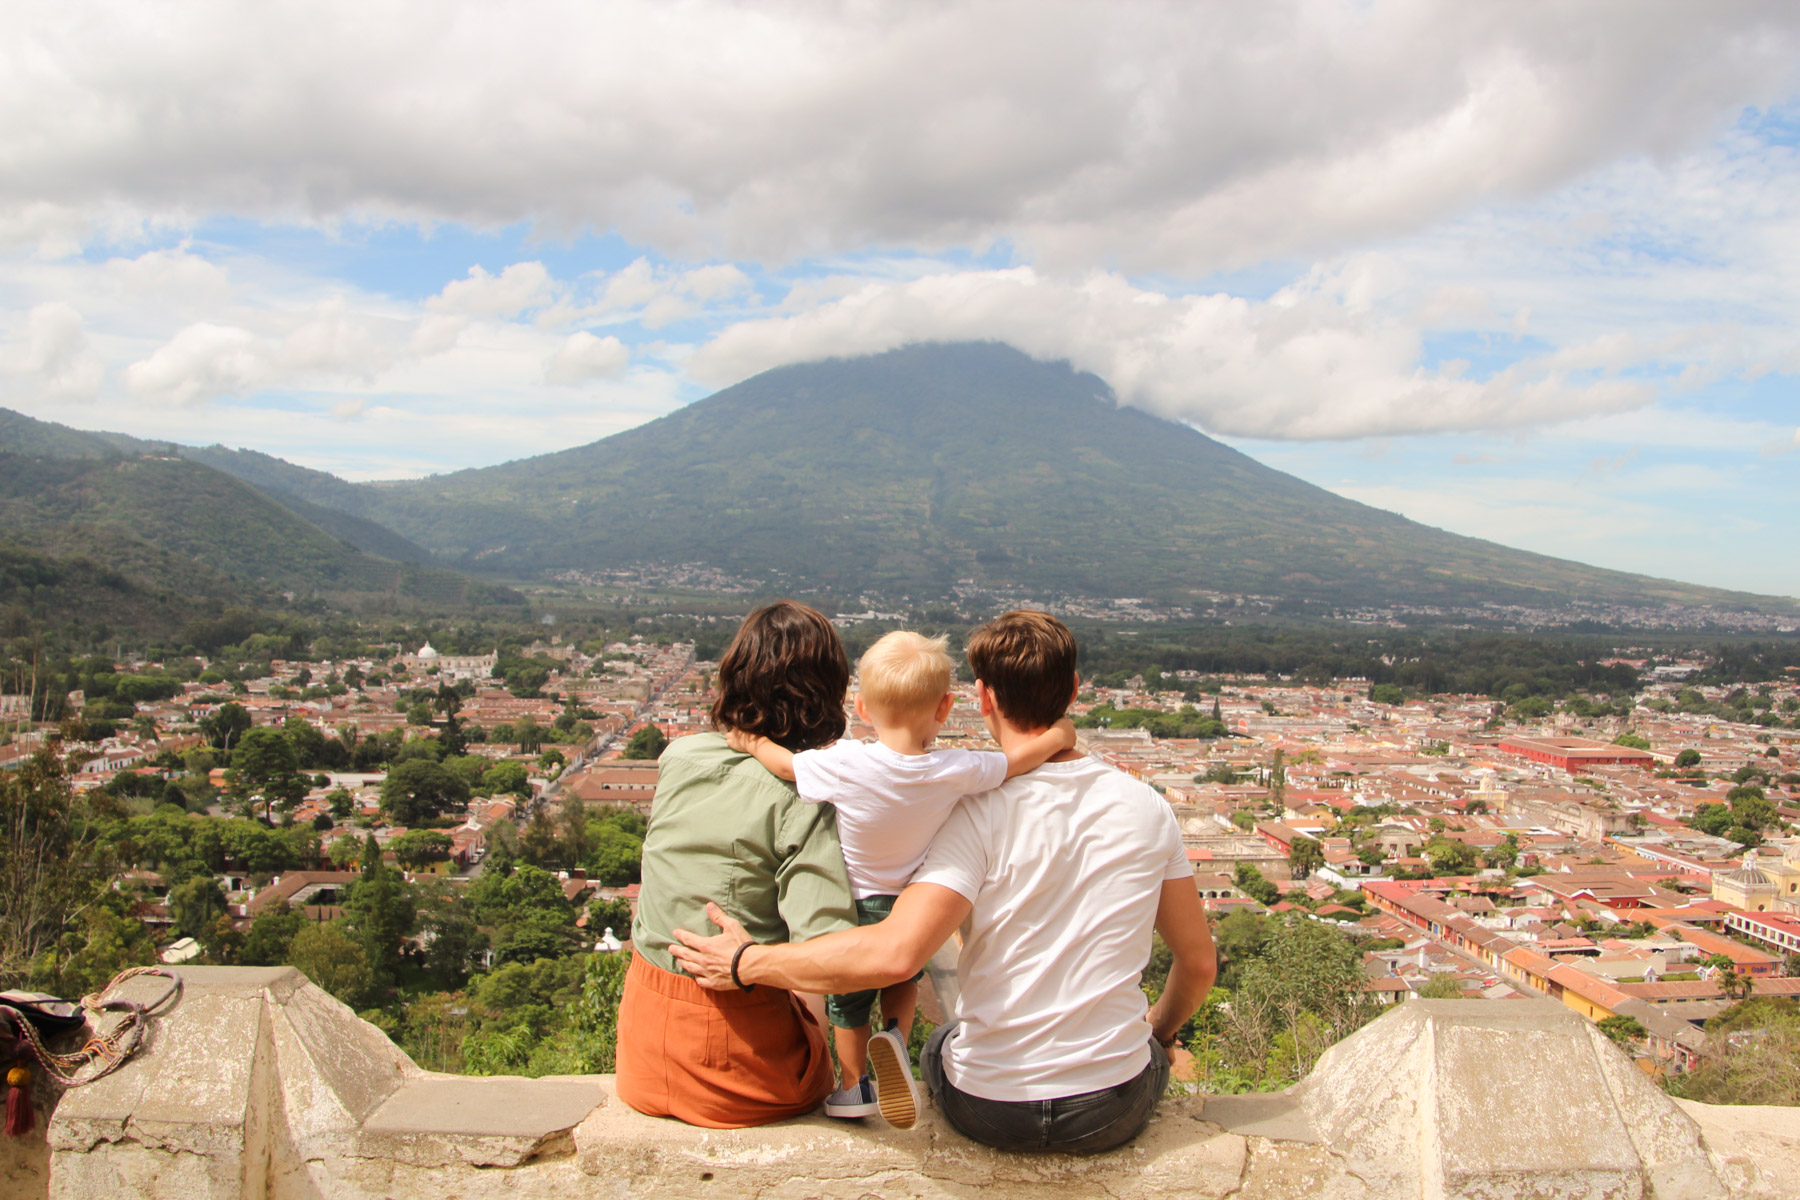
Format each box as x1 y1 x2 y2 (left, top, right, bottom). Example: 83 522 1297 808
867 1023 920 1130
823 1076 878 1119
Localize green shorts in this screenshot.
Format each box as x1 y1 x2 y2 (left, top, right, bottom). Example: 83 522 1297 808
824 894 925 1029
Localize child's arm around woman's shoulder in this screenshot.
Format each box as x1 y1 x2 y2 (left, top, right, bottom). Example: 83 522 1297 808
723 728 798 781
1002 717 1078 778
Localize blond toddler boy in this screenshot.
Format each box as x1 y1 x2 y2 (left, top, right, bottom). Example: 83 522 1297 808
726 630 1074 1127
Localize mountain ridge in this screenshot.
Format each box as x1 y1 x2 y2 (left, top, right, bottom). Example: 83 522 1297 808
0 425 520 619
2 343 1792 615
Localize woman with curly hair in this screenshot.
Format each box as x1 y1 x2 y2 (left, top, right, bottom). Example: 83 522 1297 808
616 600 858 1127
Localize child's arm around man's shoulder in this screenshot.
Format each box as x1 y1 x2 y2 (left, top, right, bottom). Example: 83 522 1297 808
1001 717 1078 778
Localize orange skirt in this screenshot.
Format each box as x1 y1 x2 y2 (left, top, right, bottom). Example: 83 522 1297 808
615 949 836 1128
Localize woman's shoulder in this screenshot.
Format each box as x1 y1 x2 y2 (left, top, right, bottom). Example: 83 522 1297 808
661 730 726 763
662 732 796 792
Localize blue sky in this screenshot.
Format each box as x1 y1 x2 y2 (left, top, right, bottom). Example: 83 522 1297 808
1 1 1797 597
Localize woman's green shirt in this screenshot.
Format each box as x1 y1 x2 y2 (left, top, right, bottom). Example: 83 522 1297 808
630 732 856 974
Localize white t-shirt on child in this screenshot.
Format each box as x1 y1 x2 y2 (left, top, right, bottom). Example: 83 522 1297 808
791 740 1008 898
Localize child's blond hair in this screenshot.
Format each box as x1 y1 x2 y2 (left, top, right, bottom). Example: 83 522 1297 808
856 631 954 718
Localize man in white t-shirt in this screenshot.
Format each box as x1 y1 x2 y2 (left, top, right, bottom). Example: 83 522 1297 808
673 610 1219 1154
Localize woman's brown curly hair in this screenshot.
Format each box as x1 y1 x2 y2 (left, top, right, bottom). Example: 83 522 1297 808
709 601 849 751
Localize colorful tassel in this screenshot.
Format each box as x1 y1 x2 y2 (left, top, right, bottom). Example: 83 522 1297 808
4 1061 31 1137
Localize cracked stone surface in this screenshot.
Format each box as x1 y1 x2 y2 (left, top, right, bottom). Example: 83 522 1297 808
1 969 1787 1200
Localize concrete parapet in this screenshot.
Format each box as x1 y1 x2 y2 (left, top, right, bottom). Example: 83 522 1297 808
0 970 1789 1200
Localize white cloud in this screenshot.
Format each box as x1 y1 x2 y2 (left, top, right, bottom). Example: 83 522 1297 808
545 331 629 385
278 296 399 377
3 2 1796 269
690 266 1653 439
408 313 469 356
123 322 271 406
426 262 555 318
119 292 418 404
574 258 755 329
3 301 104 401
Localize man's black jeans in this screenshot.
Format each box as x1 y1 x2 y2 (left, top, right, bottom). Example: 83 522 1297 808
918 1022 1170 1154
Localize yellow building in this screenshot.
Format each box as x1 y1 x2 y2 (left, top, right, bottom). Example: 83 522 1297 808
1712 850 1778 912
1768 839 1800 915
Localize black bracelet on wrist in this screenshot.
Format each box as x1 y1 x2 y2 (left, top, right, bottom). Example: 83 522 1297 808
730 941 757 991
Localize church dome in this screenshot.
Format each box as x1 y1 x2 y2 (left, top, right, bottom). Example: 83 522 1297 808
1721 851 1774 890
417 642 440 660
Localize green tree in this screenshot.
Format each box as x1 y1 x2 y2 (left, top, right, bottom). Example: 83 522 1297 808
1288 835 1324 879
1423 837 1477 875
469 863 580 964
483 821 520 876
1704 954 1754 1002
587 897 633 940
1 738 117 987
1369 683 1404 706
1666 998 1800 1106
1198 761 1239 785
416 884 488 991
1674 749 1702 769
1596 1015 1647 1047
381 759 472 826
201 702 252 751
168 875 227 939
585 823 644 887
1418 974 1468 999
1482 834 1520 870
283 716 329 769
391 829 454 872
346 833 415 988
204 911 245 964
482 761 531 798
620 724 667 760
1212 915 1379 1085
239 899 305 966
287 921 375 1008
1611 732 1651 751
527 951 631 1075
1727 786 1776 831
35 904 157 998
1212 910 1272 990
232 727 306 820
560 797 595 868
434 683 464 720
328 834 362 870
1233 862 1281 907
507 664 551 699
1690 803 1735 838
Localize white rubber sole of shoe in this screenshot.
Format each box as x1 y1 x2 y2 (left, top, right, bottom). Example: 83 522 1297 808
823 1098 880 1119
867 1030 919 1130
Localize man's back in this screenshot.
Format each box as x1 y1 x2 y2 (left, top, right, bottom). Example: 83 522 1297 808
914 755 1190 1101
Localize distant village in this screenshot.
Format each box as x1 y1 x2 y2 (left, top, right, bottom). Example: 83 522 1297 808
3 638 1797 1082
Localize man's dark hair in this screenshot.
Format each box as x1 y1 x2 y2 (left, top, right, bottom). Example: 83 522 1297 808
966 610 1078 731
710 601 850 751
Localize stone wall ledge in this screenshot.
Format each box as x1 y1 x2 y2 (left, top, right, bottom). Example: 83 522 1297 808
0 967 1791 1200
